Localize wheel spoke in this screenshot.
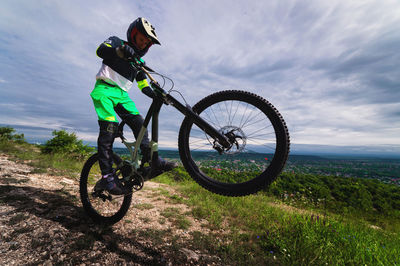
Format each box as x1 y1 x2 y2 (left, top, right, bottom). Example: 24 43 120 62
181 90 289 197
80 154 131 224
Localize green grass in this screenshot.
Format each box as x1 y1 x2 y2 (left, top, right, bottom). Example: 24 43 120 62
160 207 192 230
160 207 181 218
2 140 399 265
133 203 155 210
139 216 152 223
0 141 84 178
154 173 400 265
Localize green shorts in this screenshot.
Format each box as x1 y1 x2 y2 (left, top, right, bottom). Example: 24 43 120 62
90 80 139 122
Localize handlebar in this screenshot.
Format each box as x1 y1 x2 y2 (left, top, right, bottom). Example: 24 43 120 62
129 54 158 86
127 54 170 104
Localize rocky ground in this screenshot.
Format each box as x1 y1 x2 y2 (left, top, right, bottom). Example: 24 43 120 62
0 154 223 265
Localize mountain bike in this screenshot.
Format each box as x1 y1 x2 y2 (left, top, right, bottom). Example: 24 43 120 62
79 56 290 225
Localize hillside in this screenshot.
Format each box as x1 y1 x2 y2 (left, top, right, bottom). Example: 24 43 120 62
1 137 399 265
0 153 222 265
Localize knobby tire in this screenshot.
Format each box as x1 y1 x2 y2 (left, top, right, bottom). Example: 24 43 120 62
79 153 132 225
178 90 290 196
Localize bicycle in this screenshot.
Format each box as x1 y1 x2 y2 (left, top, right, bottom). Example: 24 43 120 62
79 56 290 225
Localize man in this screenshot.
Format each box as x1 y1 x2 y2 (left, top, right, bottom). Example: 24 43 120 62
90 18 176 195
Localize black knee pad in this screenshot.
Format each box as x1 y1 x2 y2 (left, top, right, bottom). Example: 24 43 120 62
98 120 118 135
97 121 119 175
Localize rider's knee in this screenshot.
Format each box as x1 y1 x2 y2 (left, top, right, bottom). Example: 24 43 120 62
98 120 119 137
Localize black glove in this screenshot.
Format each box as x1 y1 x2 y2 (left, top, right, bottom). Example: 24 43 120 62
141 86 155 99
116 44 136 60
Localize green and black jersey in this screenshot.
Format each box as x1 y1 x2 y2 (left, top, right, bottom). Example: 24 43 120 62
95 36 147 92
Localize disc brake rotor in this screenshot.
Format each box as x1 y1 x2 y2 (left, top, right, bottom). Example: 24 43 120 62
208 125 247 155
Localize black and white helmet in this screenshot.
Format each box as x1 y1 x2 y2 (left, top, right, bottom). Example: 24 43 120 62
127 17 160 46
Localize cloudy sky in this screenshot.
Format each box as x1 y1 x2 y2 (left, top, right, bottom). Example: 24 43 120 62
1 0 399 155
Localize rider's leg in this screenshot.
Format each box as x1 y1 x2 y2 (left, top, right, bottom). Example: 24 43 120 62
114 103 150 161
97 121 118 175
114 103 177 171
90 81 127 195
95 121 126 195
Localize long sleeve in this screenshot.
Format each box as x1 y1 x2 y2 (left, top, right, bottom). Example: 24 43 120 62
96 36 123 59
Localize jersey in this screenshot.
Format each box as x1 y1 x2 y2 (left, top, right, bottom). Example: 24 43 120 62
95 36 147 92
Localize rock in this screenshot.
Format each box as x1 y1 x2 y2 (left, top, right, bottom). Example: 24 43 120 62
43 259 53 266
180 248 200 262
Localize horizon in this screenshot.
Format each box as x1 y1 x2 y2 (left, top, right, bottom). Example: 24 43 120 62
16 130 400 159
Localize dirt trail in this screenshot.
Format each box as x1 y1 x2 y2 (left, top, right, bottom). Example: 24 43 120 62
0 154 222 265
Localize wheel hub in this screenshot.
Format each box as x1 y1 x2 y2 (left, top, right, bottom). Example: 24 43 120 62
212 125 246 155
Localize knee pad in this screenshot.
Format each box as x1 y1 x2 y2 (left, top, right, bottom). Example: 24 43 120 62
98 121 119 137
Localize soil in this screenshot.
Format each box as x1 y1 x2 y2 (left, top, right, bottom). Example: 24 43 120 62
0 154 222 265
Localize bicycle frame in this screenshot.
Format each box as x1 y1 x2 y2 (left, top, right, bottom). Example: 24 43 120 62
116 66 232 174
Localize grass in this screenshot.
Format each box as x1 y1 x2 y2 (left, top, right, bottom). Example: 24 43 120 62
0 141 83 178
160 207 181 218
160 207 192 230
2 140 399 265
131 228 168 246
139 216 152 223
133 203 155 210
158 217 166 224
154 173 400 265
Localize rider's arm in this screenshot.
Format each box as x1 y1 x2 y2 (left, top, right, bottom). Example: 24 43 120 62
96 36 123 59
136 71 155 98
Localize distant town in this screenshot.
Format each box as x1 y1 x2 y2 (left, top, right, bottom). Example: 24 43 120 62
113 148 400 186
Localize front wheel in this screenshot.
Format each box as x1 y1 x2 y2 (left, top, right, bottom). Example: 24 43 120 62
79 153 132 225
178 90 290 196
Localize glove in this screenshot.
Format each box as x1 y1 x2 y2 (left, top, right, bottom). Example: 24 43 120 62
141 86 155 99
116 44 136 60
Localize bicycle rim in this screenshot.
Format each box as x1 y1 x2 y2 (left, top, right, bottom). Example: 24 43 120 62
179 90 290 196
80 153 132 224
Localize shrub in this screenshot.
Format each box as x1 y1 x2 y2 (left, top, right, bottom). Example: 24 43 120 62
0 126 25 143
41 130 94 159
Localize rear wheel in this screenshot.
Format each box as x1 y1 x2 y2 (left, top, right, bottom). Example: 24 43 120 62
178 90 290 196
79 153 132 225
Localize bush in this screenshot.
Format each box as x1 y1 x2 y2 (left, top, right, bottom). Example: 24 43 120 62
0 126 25 143
41 130 94 159
267 172 400 218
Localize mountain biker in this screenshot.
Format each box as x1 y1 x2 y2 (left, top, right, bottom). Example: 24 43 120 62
90 17 177 195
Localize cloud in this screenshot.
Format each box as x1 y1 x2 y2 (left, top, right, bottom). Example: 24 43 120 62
0 0 399 153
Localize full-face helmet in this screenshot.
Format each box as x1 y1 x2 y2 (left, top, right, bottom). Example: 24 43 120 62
127 17 160 55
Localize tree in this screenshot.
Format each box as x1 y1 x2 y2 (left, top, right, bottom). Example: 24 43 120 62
0 126 25 143
41 130 94 158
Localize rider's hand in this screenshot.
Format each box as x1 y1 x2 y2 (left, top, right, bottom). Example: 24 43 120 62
116 45 136 60
141 86 155 99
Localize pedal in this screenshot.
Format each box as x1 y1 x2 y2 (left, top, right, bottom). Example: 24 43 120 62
92 191 112 202
131 175 144 191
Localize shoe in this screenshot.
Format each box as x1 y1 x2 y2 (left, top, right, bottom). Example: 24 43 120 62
94 173 127 195
146 158 177 180
140 147 177 171
157 158 178 171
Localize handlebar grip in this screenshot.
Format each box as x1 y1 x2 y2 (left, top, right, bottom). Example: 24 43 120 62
129 54 153 72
